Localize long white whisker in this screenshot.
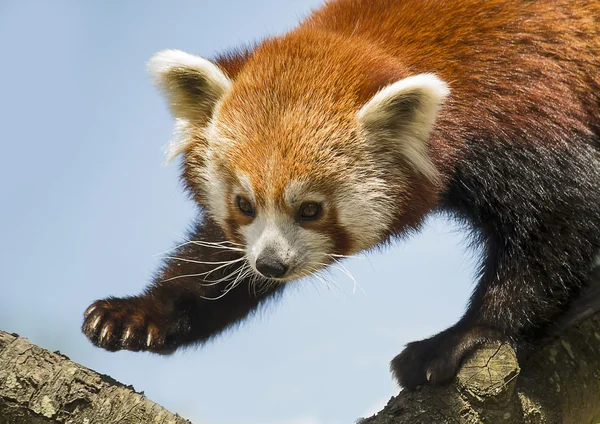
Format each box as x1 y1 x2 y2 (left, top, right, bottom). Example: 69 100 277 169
199 287 234 301
153 241 195 256
153 240 243 257
254 275 277 296
294 264 347 299
160 259 245 284
162 273 220 284
201 258 245 280
190 241 244 251
220 264 252 295
161 256 246 266
296 265 328 294
327 253 365 259
198 264 249 301
177 234 244 247
301 264 334 292
305 256 364 296
331 259 364 295
302 262 351 299
224 263 248 291
250 271 263 296
313 269 346 300
202 265 248 285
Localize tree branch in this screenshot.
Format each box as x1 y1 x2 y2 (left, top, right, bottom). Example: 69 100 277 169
3 270 600 424
0 330 190 424
360 290 600 423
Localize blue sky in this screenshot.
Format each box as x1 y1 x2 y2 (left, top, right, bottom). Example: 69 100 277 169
0 1 476 423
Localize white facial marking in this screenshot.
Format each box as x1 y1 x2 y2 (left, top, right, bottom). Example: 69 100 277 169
241 210 293 268
202 153 230 226
238 185 333 280
283 180 326 206
284 180 392 255
236 174 257 204
333 176 393 253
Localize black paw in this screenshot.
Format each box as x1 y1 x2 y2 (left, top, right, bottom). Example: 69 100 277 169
82 297 179 353
391 325 510 390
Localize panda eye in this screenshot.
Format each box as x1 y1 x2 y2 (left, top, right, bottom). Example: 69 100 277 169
297 202 322 221
236 196 255 217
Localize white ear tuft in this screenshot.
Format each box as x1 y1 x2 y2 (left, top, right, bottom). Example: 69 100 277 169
358 73 449 184
162 118 193 165
148 50 232 161
148 49 232 95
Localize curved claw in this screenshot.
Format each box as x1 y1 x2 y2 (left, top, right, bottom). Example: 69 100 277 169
391 325 510 390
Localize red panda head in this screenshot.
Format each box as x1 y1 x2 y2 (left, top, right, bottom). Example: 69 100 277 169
149 37 448 281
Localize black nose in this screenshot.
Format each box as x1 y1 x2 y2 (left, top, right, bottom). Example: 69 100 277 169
256 255 288 278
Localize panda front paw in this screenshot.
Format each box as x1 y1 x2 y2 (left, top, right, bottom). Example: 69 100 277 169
82 297 179 353
391 325 510 390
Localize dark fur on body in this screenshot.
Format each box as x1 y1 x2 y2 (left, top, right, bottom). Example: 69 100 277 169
83 0 600 390
392 142 600 387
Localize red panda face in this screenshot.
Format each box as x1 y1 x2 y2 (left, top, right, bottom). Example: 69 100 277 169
194 101 395 280
149 44 449 281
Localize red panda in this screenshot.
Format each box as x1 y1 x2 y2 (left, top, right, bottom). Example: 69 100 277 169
82 0 600 390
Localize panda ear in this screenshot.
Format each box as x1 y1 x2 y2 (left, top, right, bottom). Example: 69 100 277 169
357 74 449 184
148 49 231 126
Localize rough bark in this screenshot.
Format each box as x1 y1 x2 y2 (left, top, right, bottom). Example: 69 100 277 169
5 322 599 424
3 280 600 424
0 331 190 424
359 310 600 423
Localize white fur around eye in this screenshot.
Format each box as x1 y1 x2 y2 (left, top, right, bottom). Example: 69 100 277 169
202 156 229 226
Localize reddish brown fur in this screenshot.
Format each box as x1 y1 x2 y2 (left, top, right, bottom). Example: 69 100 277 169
205 0 599 245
